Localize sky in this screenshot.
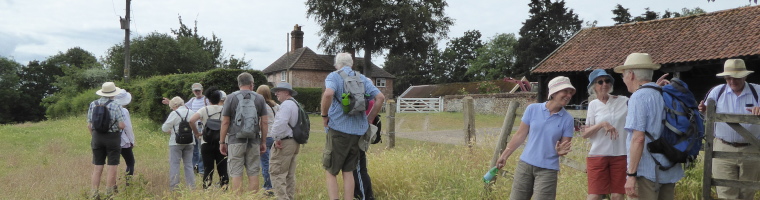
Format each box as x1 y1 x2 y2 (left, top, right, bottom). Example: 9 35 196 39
0 0 754 70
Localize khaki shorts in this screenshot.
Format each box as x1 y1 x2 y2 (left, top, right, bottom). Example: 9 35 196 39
227 142 261 177
322 128 361 176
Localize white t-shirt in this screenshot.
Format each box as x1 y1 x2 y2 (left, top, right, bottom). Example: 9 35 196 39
196 105 223 144
586 95 629 156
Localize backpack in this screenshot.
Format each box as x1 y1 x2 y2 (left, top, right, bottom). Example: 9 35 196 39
338 70 369 115
174 110 194 144
92 100 116 133
371 115 382 144
640 78 705 170
234 92 260 139
288 99 311 144
202 107 222 143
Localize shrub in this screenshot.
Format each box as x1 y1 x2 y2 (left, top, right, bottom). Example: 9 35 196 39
291 87 323 112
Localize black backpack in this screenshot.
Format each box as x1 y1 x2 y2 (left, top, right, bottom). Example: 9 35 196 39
174 110 194 144
92 100 115 133
371 115 382 144
202 107 222 143
288 99 310 144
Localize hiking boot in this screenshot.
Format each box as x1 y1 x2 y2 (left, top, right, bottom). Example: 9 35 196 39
89 190 100 200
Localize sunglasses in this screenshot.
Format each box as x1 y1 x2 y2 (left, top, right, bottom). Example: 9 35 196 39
596 79 612 85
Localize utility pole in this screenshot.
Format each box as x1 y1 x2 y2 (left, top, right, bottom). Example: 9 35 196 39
121 0 131 82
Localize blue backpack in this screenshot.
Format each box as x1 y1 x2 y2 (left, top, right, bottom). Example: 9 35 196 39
640 78 705 170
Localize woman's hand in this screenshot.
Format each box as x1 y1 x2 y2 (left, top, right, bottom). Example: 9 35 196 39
603 122 618 140
555 140 571 156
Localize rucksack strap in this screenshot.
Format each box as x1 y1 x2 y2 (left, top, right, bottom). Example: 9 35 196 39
714 83 759 105
206 107 221 120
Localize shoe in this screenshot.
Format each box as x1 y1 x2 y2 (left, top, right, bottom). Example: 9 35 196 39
264 190 274 197
89 190 100 200
194 165 199 174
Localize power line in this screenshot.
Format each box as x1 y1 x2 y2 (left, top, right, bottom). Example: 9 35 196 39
110 0 120 17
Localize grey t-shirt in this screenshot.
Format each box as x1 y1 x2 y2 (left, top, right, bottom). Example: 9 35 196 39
222 90 268 144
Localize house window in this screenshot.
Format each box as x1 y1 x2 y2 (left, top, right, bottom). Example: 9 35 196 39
280 71 286 81
376 78 386 88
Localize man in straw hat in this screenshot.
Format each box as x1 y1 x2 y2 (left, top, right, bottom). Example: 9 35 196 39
87 82 126 199
269 82 301 200
698 59 760 199
614 53 683 199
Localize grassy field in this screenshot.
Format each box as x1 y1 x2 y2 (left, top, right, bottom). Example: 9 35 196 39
0 112 708 199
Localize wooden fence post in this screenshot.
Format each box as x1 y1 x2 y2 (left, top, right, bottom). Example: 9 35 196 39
490 101 519 167
463 96 475 146
703 99 716 200
386 100 396 149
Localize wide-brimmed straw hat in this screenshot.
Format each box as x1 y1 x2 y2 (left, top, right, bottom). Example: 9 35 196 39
613 53 661 73
271 82 298 96
716 59 753 78
547 76 575 99
95 82 123 97
113 89 132 105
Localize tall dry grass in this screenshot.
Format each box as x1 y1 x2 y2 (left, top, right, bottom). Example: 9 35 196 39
0 112 709 199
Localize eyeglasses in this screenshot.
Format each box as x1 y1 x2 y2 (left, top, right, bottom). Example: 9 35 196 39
596 79 612 85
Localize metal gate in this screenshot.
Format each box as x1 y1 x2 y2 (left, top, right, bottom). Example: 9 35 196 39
396 97 443 113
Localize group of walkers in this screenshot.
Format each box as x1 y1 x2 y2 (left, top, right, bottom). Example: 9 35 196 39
496 53 760 200
86 52 384 200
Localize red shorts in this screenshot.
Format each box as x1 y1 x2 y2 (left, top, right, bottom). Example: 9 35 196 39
586 155 627 194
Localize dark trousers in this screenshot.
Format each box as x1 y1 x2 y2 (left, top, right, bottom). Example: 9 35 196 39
353 151 375 200
121 147 135 185
201 142 228 189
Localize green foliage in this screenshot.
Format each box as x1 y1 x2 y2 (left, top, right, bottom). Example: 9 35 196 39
306 0 453 77
432 30 484 83
612 4 632 24
291 87 323 112
203 68 267 94
0 56 21 123
633 7 659 22
383 48 437 97
458 87 468 95
514 0 583 79
681 7 706 16
467 33 519 81
477 81 501 94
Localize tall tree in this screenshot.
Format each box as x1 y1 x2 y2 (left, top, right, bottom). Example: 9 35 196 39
633 7 659 22
467 33 519 81
681 7 706 16
306 0 454 77
612 4 632 25
383 40 439 97
514 0 582 78
434 30 484 83
0 56 21 123
661 9 681 18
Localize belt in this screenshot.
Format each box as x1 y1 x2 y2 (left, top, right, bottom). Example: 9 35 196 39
282 136 293 140
718 138 751 147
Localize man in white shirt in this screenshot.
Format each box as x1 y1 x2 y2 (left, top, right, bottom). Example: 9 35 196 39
699 59 760 199
269 82 301 200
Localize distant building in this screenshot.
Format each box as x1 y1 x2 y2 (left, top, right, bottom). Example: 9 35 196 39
262 25 395 98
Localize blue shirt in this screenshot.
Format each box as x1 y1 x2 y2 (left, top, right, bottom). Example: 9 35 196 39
518 102 574 171
703 83 760 143
625 82 683 184
325 66 381 135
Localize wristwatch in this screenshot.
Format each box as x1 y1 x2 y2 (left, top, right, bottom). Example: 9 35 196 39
220 141 226 145
627 171 637 177
321 114 328 118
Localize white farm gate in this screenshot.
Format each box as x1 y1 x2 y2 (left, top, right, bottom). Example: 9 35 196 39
396 97 443 113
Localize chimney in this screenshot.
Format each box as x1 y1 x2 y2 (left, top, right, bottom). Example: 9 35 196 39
290 24 304 52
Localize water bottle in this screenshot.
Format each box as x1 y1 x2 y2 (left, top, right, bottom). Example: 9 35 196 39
341 93 351 113
482 167 499 183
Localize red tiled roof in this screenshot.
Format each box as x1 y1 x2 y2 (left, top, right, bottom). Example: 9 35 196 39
532 5 760 74
262 47 395 78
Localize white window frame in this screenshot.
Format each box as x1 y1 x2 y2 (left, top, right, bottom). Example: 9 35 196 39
280 71 286 81
376 78 386 88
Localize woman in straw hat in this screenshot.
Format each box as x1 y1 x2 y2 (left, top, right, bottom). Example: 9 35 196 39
495 76 575 200
581 69 628 200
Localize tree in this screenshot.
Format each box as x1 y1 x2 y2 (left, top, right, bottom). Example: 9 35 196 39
681 7 706 16
383 41 439 97
661 9 681 18
633 7 659 22
467 33 519 81
612 4 632 25
306 0 454 77
0 56 21 123
514 0 582 78
433 30 484 83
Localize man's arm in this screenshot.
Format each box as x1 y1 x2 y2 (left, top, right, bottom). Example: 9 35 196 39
219 116 230 156
321 88 335 127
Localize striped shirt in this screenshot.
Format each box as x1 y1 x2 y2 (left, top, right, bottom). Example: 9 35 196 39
87 97 125 133
325 66 381 135
703 83 760 143
625 82 683 184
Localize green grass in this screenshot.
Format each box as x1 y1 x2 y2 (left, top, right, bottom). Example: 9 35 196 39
0 112 709 199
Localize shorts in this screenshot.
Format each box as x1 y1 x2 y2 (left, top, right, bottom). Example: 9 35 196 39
586 156 627 194
227 141 261 177
322 128 361 176
91 131 122 165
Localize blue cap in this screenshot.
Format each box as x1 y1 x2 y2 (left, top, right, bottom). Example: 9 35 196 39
588 69 614 89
